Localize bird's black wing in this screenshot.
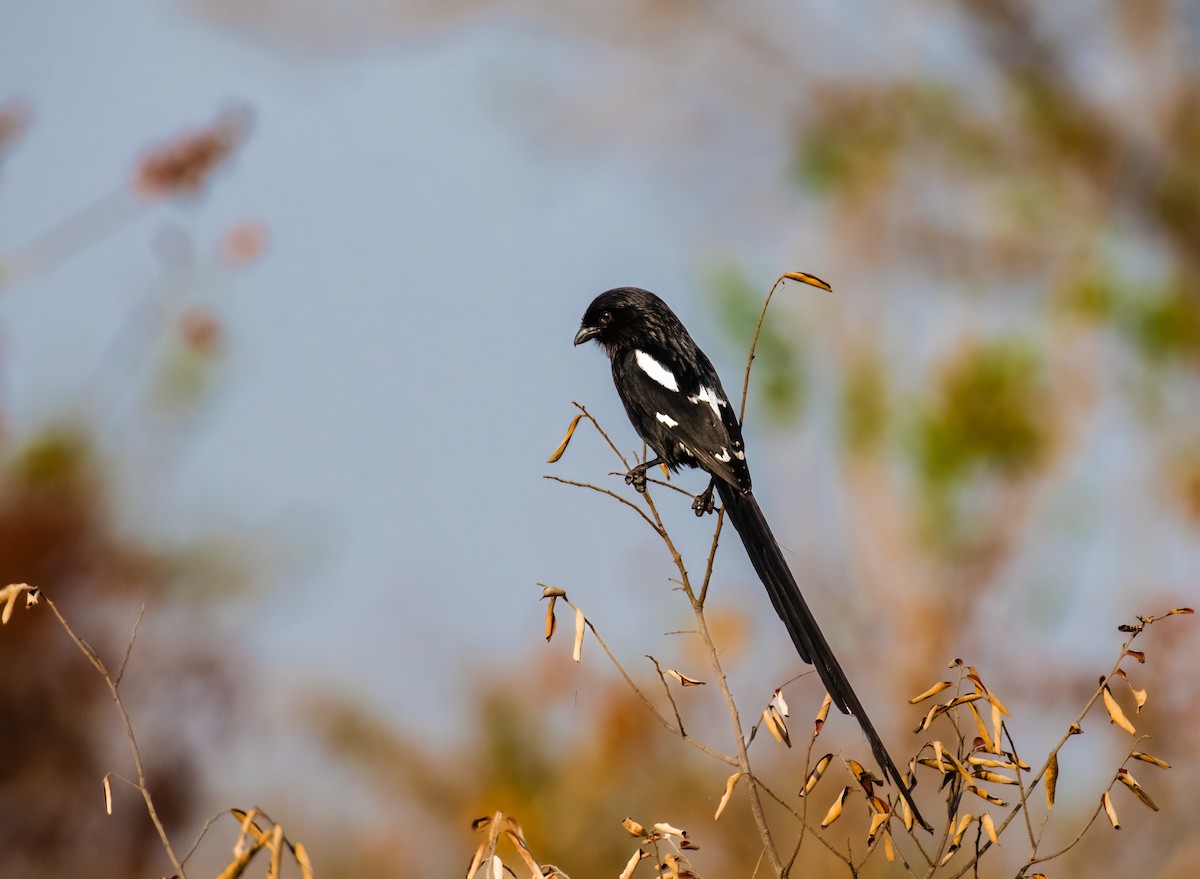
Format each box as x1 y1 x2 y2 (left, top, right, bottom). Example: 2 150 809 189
611 345 750 491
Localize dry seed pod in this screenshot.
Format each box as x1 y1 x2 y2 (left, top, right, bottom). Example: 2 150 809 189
820 787 851 828
546 414 583 463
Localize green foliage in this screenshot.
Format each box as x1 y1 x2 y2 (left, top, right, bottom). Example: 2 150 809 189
1122 282 1200 366
793 83 1001 195
1065 269 1200 366
12 427 93 486
911 336 1049 528
839 351 889 454
792 90 903 194
709 266 804 423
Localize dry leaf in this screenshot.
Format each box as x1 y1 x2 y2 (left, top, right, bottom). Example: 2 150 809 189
918 757 951 774
1113 668 1149 713
544 596 557 642
1102 685 1136 734
981 812 999 846
969 755 1017 770
772 687 789 717
1131 686 1148 713
800 754 833 797
572 607 585 663
967 702 995 753
661 854 681 879
939 813 974 865
973 770 1018 785
762 705 791 747
103 774 112 816
900 791 914 832
1117 768 1159 811
867 811 889 846
665 669 705 687
546 414 583 463
967 785 1007 806
1102 790 1120 829
465 843 487 879
942 751 975 788
234 808 260 857
884 829 895 862
847 760 869 785
914 702 944 734
714 772 742 820
1046 753 1058 810
813 693 832 736
0 583 28 624
295 844 314 879
1165 607 1194 616
1131 751 1170 770
653 822 686 840
1125 649 1146 663
783 270 833 292
618 849 644 879
909 681 952 704
268 823 284 879
948 692 986 707
622 817 646 838
931 740 949 774
820 787 851 828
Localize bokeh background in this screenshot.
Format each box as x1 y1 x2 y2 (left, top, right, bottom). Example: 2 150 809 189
1 2 1198 877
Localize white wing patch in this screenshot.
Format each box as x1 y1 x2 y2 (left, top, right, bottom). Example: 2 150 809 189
689 386 727 419
656 412 679 428
714 448 731 463
635 350 679 392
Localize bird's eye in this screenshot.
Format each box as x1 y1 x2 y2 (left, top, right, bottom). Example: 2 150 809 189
598 310 613 326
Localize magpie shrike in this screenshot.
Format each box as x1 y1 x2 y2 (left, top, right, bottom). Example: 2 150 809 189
575 285 926 828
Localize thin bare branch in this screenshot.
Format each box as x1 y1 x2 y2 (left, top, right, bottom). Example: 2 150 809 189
542 475 661 533
115 603 146 686
647 655 689 735
42 595 185 877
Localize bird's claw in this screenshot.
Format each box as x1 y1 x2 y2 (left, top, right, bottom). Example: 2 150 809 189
624 466 649 493
692 484 716 516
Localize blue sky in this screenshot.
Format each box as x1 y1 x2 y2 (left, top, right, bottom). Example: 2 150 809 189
0 2 830 738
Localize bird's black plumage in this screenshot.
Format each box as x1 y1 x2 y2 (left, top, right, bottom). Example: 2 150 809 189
576 286 927 829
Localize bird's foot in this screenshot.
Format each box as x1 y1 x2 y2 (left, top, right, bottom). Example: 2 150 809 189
624 464 650 493
692 483 716 516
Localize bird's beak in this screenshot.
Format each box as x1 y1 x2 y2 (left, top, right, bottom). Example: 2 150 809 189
574 325 599 346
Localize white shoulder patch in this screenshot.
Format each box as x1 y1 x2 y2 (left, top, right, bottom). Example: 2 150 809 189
656 412 679 428
690 386 727 418
635 350 679 392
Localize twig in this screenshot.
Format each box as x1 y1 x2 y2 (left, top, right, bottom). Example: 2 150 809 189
739 275 790 421
647 655 689 736
542 475 661 533
562 595 737 769
42 595 185 877
944 619 1169 879
115 603 146 686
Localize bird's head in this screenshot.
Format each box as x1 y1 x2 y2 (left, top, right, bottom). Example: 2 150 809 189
574 287 682 355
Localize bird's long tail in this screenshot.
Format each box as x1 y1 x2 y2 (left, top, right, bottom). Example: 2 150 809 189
716 481 929 830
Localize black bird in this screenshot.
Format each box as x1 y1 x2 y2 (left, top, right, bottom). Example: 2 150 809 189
575 285 927 828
